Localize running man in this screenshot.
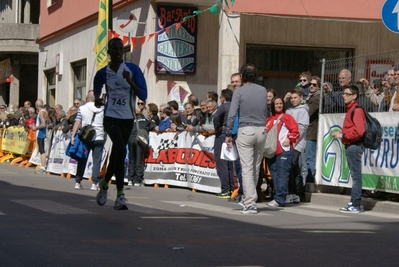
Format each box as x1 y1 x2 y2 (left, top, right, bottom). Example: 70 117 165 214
93 38 148 210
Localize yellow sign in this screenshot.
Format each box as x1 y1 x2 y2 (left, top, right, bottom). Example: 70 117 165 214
93 0 109 70
1 126 30 154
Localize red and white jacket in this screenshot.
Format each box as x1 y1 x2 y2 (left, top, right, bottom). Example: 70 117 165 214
342 101 366 146
266 112 300 155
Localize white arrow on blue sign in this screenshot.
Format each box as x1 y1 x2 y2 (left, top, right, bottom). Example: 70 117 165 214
382 0 399 33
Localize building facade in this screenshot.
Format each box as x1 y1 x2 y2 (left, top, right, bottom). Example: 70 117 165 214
0 0 40 108
36 0 399 108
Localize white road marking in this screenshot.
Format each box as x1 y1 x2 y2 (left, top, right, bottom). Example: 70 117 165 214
163 201 271 216
280 206 348 218
301 230 375 234
12 200 95 215
140 216 208 219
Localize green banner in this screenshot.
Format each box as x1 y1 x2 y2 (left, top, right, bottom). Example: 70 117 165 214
363 173 399 193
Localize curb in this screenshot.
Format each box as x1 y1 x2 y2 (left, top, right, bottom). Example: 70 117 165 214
307 192 399 214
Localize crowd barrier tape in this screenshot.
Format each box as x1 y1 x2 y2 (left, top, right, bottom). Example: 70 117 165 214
316 112 399 194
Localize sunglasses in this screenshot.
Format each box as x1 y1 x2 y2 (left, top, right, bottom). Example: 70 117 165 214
138 102 145 105
310 83 318 87
342 92 354 96
300 79 307 82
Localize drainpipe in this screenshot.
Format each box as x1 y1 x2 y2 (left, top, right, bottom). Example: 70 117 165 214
15 0 20 23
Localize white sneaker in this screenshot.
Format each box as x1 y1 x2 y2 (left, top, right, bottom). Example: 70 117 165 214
291 194 300 204
74 182 83 190
267 200 284 208
90 183 99 191
285 194 293 204
35 167 46 174
127 181 133 186
240 204 258 214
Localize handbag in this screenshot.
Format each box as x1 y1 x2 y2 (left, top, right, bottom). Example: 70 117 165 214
263 114 283 159
136 117 149 148
79 112 98 143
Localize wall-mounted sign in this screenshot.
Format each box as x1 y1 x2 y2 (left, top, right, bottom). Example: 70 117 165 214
155 6 197 75
366 60 394 84
117 11 138 33
56 53 62 75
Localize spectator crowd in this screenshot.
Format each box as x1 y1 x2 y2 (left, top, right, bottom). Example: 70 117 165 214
1 63 398 214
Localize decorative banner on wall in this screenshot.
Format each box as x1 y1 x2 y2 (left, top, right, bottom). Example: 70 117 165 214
155 6 198 74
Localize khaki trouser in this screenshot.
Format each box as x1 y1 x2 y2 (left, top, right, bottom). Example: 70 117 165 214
236 126 267 207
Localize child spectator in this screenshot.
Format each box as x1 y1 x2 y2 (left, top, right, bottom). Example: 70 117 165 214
158 106 172 132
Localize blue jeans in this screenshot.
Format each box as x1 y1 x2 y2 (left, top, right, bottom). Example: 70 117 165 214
267 150 293 205
75 140 105 185
346 144 364 207
305 140 317 183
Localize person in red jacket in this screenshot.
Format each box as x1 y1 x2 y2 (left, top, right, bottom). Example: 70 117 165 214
332 84 366 213
266 97 299 207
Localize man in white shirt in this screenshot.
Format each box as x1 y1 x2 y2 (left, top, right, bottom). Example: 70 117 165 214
71 93 105 191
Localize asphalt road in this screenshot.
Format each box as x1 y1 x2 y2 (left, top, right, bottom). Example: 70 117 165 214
0 163 398 267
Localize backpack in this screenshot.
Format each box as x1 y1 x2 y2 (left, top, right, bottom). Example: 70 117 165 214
350 105 382 150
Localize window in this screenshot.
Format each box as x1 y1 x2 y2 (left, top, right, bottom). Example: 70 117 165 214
47 0 57 7
72 60 87 100
246 44 353 74
46 69 56 108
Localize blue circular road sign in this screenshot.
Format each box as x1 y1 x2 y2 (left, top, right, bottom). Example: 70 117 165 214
382 0 399 33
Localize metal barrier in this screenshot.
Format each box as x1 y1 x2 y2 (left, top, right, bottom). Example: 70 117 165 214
320 50 399 113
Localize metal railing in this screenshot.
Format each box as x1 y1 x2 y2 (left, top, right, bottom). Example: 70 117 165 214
320 50 399 113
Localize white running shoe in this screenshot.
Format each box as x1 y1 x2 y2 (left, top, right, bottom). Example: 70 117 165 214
35 167 46 174
127 181 133 186
267 200 284 208
291 194 300 204
90 183 99 191
74 182 83 190
285 194 293 204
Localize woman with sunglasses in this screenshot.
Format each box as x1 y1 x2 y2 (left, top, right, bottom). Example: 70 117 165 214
137 100 149 118
305 76 322 190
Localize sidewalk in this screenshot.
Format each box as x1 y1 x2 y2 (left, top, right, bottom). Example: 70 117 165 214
306 185 399 214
